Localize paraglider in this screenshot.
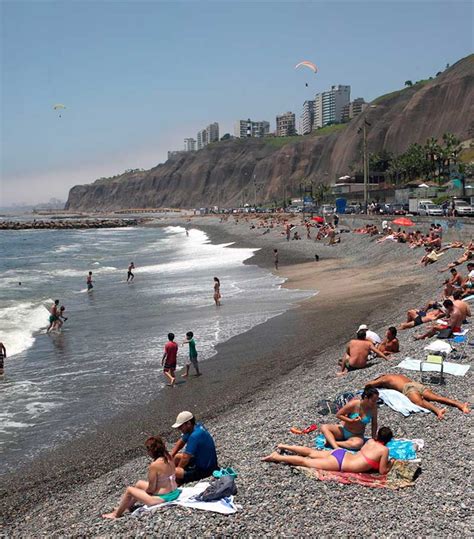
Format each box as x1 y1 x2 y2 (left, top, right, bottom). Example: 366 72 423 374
53 104 66 118
295 61 318 88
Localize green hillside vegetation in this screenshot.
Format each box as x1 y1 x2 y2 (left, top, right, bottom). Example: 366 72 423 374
372 79 431 105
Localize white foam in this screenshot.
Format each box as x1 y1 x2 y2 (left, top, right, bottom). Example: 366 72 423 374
53 243 82 254
51 266 118 277
0 301 50 356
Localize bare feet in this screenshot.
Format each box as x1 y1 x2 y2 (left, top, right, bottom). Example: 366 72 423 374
461 402 471 414
436 408 447 420
181 373 188 378
336 371 347 377
102 512 118 519
261 452 279 462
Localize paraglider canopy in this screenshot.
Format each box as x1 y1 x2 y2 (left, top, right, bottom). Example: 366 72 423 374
295 61 318 73
53 104 66 118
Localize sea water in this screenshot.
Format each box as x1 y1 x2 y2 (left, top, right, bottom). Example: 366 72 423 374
0 225 310 473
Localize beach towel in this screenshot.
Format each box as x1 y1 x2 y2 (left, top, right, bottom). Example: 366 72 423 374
397 358 470 376
464 295 474 302
314 434 420 460
296 460 420 490
424 340 452 354
376 388 430 416
132 482 239 517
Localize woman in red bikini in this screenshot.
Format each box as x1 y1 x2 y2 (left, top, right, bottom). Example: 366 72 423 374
262 427 394 474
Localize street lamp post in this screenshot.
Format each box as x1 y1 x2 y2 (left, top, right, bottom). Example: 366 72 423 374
359 120 371 214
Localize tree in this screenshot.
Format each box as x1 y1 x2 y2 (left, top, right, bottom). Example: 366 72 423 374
404 80 413 87
220 133 231 140
314 183 330 205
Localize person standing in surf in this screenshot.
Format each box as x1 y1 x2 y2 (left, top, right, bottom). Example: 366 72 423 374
274 249 279 270
0 341 6 375
162 333 178 387
46 299 60 333
127 262 135 283
86 271 94 292
182 331 200 377
53 306 68 331
213 277 221 306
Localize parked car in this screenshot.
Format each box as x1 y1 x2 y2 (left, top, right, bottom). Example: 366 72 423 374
453 199 474 216
321 205 335 215
418 203 443 216
345 204 358 214
392 204 408 215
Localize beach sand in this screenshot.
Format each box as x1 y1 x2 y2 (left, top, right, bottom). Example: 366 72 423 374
2 215 472 536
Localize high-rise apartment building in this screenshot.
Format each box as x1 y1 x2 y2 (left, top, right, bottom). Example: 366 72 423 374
234 119 270 138
276 112 296 136
184 138 196 152
341 98 368 122
313 85 351 129
196 122 219 150
300 100 315 135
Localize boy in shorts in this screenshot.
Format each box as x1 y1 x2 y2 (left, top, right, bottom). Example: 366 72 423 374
162 333 178 386
182 331 200 377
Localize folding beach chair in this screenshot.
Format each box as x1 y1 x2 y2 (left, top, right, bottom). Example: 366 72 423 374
420 352 446 384
448 329 470 361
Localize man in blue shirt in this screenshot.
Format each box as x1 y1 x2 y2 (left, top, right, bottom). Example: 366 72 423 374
170 411 218 484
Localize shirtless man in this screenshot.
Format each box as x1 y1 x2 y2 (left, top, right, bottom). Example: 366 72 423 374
338 329 390 376
127 261 135 283
415 299 464 340
86 271 94 291
378 326 399 355
451 289 471 320
364 374 470 419
0 341 6 375
46 299 60 333
438 250 473 273
398 305 444 330
443 268 463 298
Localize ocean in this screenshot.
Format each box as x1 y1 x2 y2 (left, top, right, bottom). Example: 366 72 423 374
0 225 309 474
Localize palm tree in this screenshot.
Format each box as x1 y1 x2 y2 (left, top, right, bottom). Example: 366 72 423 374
440 132 462 180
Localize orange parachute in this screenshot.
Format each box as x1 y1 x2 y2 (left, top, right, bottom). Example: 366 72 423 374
295 61 318 73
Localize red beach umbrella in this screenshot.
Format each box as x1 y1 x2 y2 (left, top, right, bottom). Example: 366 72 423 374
393 217 415 227
312 216 325 223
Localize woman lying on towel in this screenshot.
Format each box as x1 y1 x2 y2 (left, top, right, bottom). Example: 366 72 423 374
262 427 394 475
319 388 379 450
102 436 181 519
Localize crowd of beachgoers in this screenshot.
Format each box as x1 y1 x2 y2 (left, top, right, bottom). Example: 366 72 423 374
3 212 472 536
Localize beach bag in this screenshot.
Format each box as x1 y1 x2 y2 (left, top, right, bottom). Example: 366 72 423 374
316 399 338 416
197 476 237 502
334 391 357 411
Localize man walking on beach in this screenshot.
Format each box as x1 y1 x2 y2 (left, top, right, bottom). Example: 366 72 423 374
127 262 135 283
162 333 178 386
170 411 218 484
46 299 60 333
338 329 390 376
182 331 200 377
274 249 279 270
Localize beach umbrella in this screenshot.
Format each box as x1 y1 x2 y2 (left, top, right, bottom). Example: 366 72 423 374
312 216 325 223
418 183 429 188
393 217 415 227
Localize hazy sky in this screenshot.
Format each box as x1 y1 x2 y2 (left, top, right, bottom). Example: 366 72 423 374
1 1 472 205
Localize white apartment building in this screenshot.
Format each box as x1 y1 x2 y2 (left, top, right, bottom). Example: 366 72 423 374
276 112 296 136
196 129 208 150
341 98 368 122
184 138 196 152
234 119 270 138
313 85 351 129
300 100 315 135
196 123 219 150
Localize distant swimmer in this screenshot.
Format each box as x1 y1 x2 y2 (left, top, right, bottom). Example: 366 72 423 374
0 342 6 375
87 271 94 291
185 227 189 237
182 331 200 377
274 249 279 270
127 262 135 283
47 299 60 333
213 277 221 306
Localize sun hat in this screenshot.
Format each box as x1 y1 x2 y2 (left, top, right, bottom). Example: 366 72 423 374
357 324 368 331
172 411 194 428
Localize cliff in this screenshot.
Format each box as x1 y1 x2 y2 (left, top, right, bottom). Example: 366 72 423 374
66 55 474 210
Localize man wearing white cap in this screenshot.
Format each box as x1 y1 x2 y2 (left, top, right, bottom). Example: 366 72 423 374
357 324 381 345
170 411 218 484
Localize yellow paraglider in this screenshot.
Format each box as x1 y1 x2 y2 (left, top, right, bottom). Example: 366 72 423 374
53 104 66 118
295 61 318 73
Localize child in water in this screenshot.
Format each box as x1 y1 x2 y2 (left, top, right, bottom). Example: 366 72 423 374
182 331 201 377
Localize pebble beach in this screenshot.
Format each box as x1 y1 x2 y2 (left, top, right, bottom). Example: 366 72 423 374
2 215 472 537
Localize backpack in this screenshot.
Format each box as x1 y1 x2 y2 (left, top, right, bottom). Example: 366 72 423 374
197 476 237 502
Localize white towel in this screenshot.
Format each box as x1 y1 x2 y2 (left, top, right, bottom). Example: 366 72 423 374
424 340 452 353
397 358 470 376
132 482 238 517
377 389 430 416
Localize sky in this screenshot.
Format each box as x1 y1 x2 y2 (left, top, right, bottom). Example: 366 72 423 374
1 0 472 205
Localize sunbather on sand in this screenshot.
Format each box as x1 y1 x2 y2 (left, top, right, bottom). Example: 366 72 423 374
320 388 379 450
102 436 180 519
365 374 470 419
262 427 394 474
338 329 390 375
438 250 473 272
398 305 444 330
443 268 463 298
414 299 463 340
377 326 400 354
451 289 471 319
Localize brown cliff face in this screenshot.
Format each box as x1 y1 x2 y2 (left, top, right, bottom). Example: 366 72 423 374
66 55 474 211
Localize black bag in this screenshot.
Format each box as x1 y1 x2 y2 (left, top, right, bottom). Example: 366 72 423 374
197 476 237 502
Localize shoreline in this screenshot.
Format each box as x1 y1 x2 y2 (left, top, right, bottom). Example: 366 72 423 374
2 216 472 536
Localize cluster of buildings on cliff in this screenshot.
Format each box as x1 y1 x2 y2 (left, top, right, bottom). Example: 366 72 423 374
168 84 368 159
